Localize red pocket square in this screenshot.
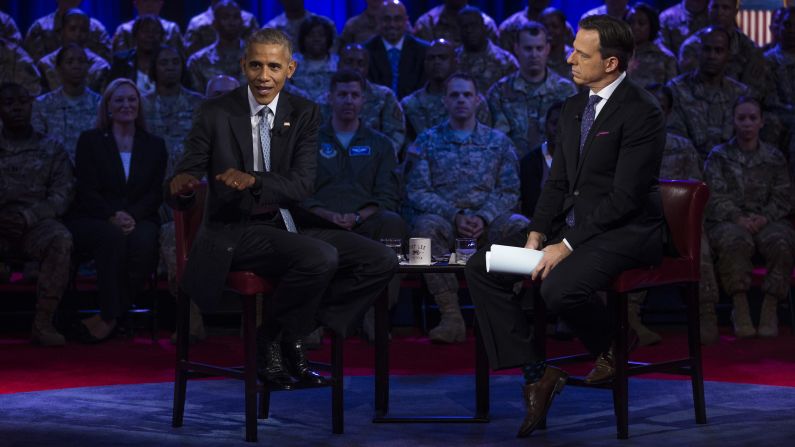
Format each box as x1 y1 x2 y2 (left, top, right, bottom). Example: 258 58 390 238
596 131 610 137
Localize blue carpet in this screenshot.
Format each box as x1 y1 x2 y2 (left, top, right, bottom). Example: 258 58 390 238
1 376 794 446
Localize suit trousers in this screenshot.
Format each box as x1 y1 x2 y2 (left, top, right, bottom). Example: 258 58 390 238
465 230 640 370
68 218 159 321
230 220 398 341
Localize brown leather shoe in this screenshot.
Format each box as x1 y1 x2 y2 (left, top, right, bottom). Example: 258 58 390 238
517 365 568 438
583 327 639 385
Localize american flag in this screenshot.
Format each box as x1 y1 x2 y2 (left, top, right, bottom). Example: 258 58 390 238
738 0 788 46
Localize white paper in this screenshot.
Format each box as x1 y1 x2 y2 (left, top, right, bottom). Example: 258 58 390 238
485 244 544 275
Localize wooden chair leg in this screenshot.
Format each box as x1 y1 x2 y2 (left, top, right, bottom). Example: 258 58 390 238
331 331 344 434
788 286 795 335
474 322 490 420
612 292 629 440
685 283 707 424
150 277 159 343
243 295 258 442
171 291 190 428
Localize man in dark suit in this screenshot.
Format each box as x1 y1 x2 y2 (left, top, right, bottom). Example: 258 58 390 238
167 28 397 390
364 0 428 99
465 15 665 438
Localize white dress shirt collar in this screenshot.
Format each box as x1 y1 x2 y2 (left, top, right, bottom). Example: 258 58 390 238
248 86 278 123
382 36 404 51
590 71 626 118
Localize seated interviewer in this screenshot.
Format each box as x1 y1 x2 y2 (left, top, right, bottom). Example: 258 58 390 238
67 77 167 343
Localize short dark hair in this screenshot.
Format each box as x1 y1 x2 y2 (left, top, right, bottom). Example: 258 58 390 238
246 28 293 58
55 42 86 66
149 44 190 88
578 14 635 72
457 6 484 24
132 14 164 39
444 72 478 94
699 25 732 46
539 7 567 26
630 3 661 43
733 96 762 115
330 69 366 92
298 16 335 55
515 21 549 43
62 8 89 28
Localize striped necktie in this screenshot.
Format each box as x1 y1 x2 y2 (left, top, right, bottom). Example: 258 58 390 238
259 108 297 232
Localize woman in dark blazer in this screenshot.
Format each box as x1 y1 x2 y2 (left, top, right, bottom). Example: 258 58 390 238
69 77 167 343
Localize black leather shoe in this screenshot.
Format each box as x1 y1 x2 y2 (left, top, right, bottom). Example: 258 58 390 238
257 341 299 390
283 338 329 387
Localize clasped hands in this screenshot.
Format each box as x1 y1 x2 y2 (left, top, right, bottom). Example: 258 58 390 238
455 213 485 239
525 230 572 281
169 169 255 197
109 210 135 235
736 214 768 234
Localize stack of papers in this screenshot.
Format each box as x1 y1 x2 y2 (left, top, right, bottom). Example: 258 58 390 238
485 244 544 275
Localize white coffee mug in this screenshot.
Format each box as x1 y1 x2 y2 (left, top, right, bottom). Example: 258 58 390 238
408 237 432 265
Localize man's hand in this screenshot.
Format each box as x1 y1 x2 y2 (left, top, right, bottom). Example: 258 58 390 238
736 215 758 234
169 173 200 196
531 242 571 281
748 214 768 233
215 168 255 191
336 213 357 230
524 231 545 250
455 214 485 238
0 212 27 239
109 211 136 235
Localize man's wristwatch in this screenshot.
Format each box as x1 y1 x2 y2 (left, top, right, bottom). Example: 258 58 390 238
354 212 362 225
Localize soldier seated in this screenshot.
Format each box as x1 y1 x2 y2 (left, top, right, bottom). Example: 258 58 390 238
305 70 407 341
705 97 795 339
404 73 529 343
0 82 75 346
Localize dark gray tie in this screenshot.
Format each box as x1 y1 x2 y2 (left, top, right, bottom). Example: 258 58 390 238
258 108 297 232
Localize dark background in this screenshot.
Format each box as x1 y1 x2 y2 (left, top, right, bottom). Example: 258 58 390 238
1 1 679 37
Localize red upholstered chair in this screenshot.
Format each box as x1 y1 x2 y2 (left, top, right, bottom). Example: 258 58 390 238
533 180 709 439
170 183 343 442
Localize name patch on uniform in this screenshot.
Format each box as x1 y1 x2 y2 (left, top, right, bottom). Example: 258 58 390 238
349 146 371 156
320 143 337 159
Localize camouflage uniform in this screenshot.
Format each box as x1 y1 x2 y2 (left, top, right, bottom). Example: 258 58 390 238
548 45 573 80
1 11 22 44
497 7 575 52
290 53 338 101
405 121 529 300
184 6 259 56
141 87 205 176
487 69 577 159
455 41 518 94
763 45 795 184
186 41 245 96
31 86 101 163
705 138 795 302
319 80 406 153
412 5 500 47
264 11 338 54
112 17 184 54
0 131 74 302
678 28 766 98
339 10 380 47
628 41 678 89
23 11 111 62
36 46 109 93
0 43 42 97
667 72 749 160
400 86 492 142
659 1 709 55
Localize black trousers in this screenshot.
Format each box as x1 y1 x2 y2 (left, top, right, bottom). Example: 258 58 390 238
230 220 397 341
68 218 159 321
465 230 640 370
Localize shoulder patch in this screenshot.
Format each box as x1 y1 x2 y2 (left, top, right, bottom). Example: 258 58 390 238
320 143 337 159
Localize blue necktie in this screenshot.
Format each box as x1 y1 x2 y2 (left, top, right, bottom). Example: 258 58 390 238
387 47 400 94
258 108 297 233
566 95 603 228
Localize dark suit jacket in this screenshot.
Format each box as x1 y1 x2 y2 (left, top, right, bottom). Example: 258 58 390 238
365 34 429 99
527 76 666 265
71 128 167 225
169 86 321 308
